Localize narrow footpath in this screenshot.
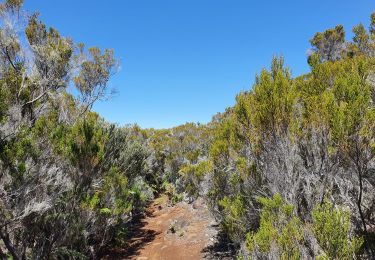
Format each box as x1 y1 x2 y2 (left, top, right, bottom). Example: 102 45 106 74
102 195 235 260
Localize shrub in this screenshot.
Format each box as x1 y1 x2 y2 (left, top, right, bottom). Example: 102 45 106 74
219 195 247 243
246 194 304 260
312 199 363 259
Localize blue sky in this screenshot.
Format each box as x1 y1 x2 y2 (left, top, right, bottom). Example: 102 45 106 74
24 1 374 129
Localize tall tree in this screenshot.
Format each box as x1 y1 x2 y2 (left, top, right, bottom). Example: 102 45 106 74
310 25 346 62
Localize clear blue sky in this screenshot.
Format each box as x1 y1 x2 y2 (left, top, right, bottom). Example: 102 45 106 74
24 1 374 129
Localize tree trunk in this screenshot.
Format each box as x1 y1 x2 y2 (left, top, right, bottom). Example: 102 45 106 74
0 230 20 260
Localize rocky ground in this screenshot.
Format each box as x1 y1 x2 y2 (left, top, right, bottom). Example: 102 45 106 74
102 195 235 259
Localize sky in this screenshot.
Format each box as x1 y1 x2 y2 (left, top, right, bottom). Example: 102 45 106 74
24 1 374 129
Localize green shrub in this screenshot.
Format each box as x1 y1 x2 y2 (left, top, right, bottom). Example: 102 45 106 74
312 199 363 259
179 160 212 198
246 194 304 260
219 195 247 243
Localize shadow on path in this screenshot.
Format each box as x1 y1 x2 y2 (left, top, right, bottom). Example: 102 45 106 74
201 226 237 260
99 207 161 259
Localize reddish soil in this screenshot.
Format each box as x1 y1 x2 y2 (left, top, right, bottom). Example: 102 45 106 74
102 195 222 260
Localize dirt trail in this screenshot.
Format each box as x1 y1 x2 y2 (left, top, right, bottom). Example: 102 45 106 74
103 195 233 260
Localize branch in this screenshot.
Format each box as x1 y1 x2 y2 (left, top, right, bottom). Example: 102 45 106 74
0 229 20 260
0 132 15 143
3 46 18 72
22 89 49 107
78 92 102 118
78 98 96 117
17 74 28 99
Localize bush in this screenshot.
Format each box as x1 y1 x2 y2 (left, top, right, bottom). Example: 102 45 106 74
219 195 247 244
179 160 212 198
312 199 363 259
246 194 304 260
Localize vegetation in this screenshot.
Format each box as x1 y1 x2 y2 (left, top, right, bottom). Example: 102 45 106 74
201 11 375 259
0 1 151 258
312 199 363 259
246 194 304 260
1 0 375 259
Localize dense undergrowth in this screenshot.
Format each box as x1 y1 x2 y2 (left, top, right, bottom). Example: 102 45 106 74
142 13 375 260
1 0 375 259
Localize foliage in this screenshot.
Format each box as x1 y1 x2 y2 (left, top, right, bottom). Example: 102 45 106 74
1 2 375 259
205 13 375 258
312 199 363 259
179 160 212 198
244 56 297 146
245 194 304 260
74 46 117 113
0 2 149 258
219 195 247 243
309 25 346 62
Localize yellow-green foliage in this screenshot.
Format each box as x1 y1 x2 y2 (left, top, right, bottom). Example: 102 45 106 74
211 55 375 165
209 57 298 161
246 194 304 260
145 122 211 194
231 57 297 151
210 117 235 164
0 57 32 121
312 199 363 259
309 25 345 62
26 14 72 82
179 160 212 197
235 157 257 181
219 195 247 243
68 113 106 170
147 122 208 162
34 110 141 217
161 181 182 204
179 160 212 182
81 166 134 216
103 166 132 215
0 86 8 122
300 57 375 141
34 111 106 170
0 125 40 186
248 57 296 136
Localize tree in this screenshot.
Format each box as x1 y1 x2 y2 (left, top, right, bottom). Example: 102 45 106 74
352 23 371 56
74 45 117 115
369 13 375 36
1 5 118 120
300 55 375 255
310 25 346 62
23 14 73 110
0 2 128 258
0 0 23 13
245 56 296 145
